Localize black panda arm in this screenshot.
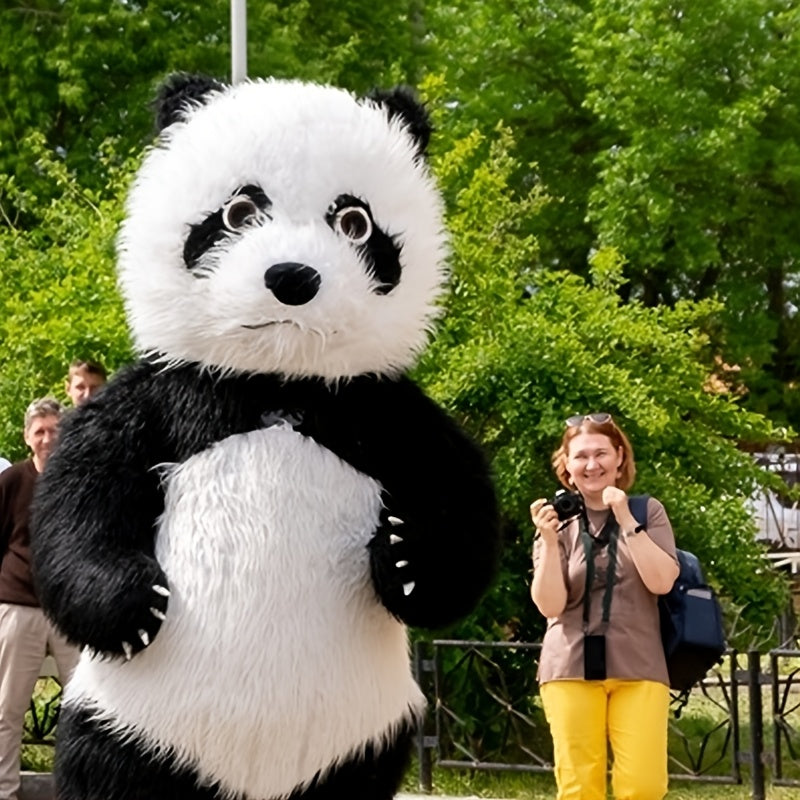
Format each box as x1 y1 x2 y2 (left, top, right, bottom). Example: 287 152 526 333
333 377 501 630
31 362 171 658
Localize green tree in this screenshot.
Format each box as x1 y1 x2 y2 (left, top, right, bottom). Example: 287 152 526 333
0 0 426 222
414 108 790 647
0 133 131 458
426 0 800 427
577 0 800 422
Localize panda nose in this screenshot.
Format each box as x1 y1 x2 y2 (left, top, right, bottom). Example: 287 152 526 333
264 262 321 306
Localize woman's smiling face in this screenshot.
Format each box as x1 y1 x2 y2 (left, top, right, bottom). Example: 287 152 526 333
565 432 623 500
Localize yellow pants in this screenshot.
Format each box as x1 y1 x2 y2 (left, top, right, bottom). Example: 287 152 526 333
540 679 670 800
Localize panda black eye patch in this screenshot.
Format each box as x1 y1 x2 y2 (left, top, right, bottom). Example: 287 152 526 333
183 185 272 273
326 194 402 295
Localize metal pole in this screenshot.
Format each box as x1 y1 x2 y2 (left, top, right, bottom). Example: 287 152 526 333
231 0 247 84
413 641 433 793
747 651 765 800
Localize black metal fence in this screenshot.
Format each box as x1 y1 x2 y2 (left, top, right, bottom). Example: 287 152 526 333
413 640 800 798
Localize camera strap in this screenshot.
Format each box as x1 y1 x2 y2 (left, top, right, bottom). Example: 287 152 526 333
580 512 620 634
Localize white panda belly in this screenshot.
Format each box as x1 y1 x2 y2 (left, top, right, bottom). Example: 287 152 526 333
65 425 424 798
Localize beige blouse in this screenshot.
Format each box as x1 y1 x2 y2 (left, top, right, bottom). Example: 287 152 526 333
533 496 678 685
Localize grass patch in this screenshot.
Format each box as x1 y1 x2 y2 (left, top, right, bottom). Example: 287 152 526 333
21 677 59 772
402 765 799 798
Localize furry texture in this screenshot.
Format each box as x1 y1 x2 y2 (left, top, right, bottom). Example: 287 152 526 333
55 705 416 800
118 77 447 381
31 75 500 800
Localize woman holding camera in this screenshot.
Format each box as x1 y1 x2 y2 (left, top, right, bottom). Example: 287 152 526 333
530 413 679 800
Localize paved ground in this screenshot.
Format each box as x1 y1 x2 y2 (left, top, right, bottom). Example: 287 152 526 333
20 775 493 800
19 773 52 800
399 795 494 799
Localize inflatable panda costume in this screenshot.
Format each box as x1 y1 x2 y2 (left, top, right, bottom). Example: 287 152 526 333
32 75 499 800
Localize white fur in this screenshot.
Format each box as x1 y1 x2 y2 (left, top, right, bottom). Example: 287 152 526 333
66 426 424 799
117 79 448 380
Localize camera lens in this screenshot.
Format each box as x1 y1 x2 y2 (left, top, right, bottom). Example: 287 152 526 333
551 490 583 521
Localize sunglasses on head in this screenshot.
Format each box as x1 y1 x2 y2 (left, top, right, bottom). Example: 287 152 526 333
565 412 613 427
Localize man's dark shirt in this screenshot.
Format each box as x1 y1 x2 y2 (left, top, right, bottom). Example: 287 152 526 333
0 459 40 606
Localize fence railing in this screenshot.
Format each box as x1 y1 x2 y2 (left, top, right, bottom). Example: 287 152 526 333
413 640 800 799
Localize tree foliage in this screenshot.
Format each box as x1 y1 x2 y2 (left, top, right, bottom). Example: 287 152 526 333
577 0 800 417
0 0 425 221
427 0 800 427
0 134 132 458
414 110 790 647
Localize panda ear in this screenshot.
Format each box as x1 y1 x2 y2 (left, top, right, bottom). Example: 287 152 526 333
367 86 432 159
153 73 226 132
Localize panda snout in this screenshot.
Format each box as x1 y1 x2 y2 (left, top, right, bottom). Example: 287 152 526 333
264 262 321 306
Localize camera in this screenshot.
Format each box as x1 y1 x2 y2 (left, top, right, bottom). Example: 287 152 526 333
549 489 584 521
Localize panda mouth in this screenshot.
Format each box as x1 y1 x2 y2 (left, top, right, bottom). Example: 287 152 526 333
241 320 297 330
241 321 336 336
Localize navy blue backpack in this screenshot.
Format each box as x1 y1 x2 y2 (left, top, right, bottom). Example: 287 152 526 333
629 496 726 709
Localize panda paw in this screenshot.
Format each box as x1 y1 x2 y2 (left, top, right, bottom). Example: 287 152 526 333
368 510 420 617
117 584 169 661
99 561 170 661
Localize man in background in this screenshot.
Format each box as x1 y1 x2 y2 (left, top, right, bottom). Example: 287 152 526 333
64 359 107 407
0 398 80 800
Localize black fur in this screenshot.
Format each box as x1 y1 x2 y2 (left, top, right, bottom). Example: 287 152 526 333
154 73 224 133
326 194 402 293
367 86 432 159
32 360 499 652
31 359 498 798
184 185 272 272
183 208 228 272
55 704 415 800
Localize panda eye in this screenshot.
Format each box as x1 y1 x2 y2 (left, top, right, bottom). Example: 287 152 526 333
222 196 261 231
335 207 372 244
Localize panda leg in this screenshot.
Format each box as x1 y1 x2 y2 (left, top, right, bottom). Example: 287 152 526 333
54 704 225 800
288 719 415 800
55 705 415 800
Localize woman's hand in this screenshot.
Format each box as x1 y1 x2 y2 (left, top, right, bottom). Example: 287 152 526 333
530 498 559 546
530 498 568 617
602 486 628 515
602 488 680 594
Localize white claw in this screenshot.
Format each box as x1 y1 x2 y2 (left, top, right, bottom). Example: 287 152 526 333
150 607 166 621
389 534 403 545
152 585 170 598
122 641 133 661
395 560 409 568
402 581 416 596
387 515 404 526
138 629 150 647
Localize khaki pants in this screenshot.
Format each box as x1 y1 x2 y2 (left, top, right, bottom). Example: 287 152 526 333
0 603 80 800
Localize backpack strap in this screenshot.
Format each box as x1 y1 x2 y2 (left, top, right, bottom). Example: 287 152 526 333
628 494 650 528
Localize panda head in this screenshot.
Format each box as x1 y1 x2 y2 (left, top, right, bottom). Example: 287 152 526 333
117 73 447 381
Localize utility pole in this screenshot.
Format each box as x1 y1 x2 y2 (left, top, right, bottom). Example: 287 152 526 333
231 0 247 84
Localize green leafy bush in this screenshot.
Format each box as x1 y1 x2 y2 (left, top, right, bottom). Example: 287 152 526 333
0 134 133 461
